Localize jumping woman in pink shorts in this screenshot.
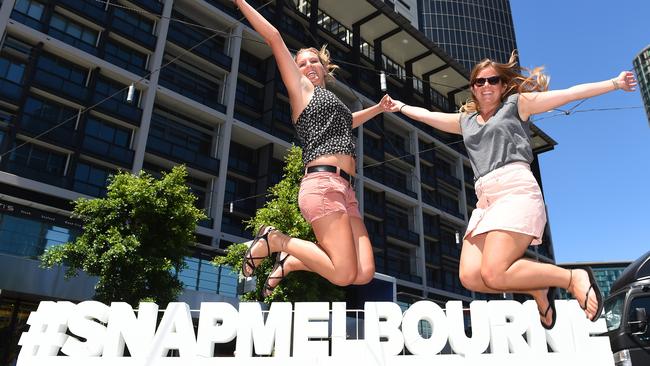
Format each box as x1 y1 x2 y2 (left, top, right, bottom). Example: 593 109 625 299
234 0 392 297
385 51 637 329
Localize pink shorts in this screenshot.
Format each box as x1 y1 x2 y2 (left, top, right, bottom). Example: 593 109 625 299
298 171 361 224
464 162 547 245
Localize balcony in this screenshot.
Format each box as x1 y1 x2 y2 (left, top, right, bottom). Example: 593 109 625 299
5 161 67 188
167 23 232 70
91 94 142 126
146 135 220 176
81 135 134 168
385 224 419 245
47 28 98 56
197 217 214 229
110 17 156 50
224 192 256 216
58 0 108 25
363 137 384 162
384 168 417 198
0 79 22 103
384 141 415 166
32 69 88 104
158 69 227 114
423 224 440 240
435 168 461 189
364 200 384 218
18 114 76 148
420 166 437 188
131 0 163 14
10 11 46 32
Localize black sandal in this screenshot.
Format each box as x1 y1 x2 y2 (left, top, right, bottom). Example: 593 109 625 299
539 287 557 330
263 252 289 297
582 267 604 321
241 225 275 278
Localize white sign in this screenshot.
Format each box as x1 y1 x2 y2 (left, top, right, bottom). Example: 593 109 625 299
17 300 614 366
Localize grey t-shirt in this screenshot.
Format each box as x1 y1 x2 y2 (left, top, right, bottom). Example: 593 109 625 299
459 93 533 179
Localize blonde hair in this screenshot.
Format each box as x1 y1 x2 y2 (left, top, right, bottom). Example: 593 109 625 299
295 45 340 83
460 50 550 113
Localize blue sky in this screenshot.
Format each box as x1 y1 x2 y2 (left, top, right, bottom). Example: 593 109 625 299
509 0 650 263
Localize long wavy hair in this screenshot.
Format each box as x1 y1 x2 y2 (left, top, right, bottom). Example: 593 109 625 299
294 44 340 84
460 50 550 113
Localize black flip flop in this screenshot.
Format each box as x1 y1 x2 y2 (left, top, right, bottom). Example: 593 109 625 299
539 286 557 330
263 252 289 298
583 267 604 322
241 225 275 277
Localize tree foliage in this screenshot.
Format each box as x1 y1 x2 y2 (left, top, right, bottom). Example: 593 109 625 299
41 165 206 307
214 145 345 303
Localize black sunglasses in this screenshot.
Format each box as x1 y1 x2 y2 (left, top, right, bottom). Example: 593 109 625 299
472 76 501 86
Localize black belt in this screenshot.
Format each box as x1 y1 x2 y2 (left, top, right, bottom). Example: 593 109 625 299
305 165 354 186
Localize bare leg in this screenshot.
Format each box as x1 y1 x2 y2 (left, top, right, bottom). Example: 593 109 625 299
461 232 555 325
349 216 375 284
262 211 360 290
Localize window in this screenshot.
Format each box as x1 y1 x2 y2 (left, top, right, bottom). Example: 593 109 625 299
627 296 650 343
23 96 77 124
95 77 140 107
10 142 67 177
113 8 154 34
37 54 87 86
104 39 148 74
73 161 112 197
13 0 44 20
85 117 131 148
0 213 79 257
176 258 238 298
49 13 99 46
0 57 25 84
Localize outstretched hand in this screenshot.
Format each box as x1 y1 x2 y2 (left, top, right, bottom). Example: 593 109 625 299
614 71 637 92
381 95 403 113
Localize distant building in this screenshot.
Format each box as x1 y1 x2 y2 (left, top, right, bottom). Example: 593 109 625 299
416 0 518 72
558 261 632 300
632 44 650 125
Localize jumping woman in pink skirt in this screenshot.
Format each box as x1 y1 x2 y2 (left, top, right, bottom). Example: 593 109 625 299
386 52 636 329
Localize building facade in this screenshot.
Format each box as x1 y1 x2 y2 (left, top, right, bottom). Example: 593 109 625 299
416 0 517 72
0 0 556 363
558 261 632 301
632 44 650 125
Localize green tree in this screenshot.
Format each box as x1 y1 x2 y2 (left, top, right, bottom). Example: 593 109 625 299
214 145 345 303
41 165 206 307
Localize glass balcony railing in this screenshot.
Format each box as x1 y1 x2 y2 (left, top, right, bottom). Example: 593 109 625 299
363 138 384 161
5 161 67 188
18 114 77 148
364 200 385 218
167 23 232 70
158 69 227 113
146 135 220 176
0 78 22 103
10 11 46 32
80 135 134 168
131 0 163 14
32 69 88 104
435 168 461 189
385 224 419 245
110 17 156 50
91 94 142 126
58 0 108 25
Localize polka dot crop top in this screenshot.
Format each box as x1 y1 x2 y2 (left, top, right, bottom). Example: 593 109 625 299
294 86 356 166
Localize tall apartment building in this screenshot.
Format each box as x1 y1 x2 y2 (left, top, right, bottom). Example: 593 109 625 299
416 0 517 72
0 0 556 362
633 44 650 125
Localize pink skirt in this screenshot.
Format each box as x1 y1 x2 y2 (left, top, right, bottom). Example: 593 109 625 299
464 162 547 245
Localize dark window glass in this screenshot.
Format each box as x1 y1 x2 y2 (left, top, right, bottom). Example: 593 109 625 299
14 0 44 20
